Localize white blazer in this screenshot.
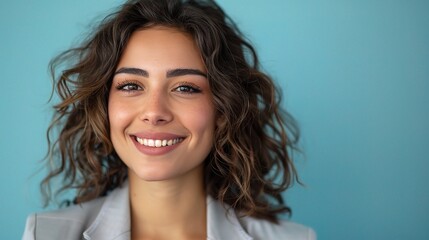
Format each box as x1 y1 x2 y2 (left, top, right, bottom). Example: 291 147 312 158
22 183 316 240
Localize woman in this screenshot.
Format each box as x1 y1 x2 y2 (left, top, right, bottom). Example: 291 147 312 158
23 0 316 239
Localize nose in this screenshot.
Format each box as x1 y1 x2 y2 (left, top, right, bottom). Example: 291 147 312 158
139 90 173 125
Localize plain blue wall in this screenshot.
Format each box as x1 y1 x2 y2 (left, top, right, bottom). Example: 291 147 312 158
1 1 428 239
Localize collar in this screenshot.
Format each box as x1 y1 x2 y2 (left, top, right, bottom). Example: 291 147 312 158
206 196 253 240
83 182 252 240
83 183 131 240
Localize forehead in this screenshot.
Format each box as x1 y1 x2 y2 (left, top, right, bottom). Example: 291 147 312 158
117 26 206 72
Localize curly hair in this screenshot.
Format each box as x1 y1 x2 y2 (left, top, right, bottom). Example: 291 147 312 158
42 0 300 223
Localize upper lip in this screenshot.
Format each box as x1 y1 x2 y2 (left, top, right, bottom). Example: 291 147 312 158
131 132 186 140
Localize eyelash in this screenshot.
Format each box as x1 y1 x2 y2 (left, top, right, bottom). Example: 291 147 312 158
115 80 202 94
174 82 202 94
115 80 142 92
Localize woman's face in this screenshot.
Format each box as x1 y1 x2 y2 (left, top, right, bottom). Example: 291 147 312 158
108 26 216 182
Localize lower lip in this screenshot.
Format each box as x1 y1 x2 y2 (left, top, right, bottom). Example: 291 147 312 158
131 136 184 156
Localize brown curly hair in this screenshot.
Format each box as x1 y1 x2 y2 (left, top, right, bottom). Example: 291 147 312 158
42 0 300 223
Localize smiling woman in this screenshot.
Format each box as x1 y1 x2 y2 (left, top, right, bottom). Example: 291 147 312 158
22 0 315 239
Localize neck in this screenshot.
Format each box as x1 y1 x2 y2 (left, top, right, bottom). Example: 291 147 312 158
129 165 206 240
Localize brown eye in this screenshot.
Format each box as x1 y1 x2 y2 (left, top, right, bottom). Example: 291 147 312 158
116 81 143 91
174 85 201 94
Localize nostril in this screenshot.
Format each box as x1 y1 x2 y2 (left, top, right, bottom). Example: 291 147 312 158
141 116 169 125
138 109 173 125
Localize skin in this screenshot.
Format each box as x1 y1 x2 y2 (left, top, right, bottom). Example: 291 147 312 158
108 26 216 240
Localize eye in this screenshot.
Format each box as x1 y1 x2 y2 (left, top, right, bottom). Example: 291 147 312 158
115 80 143 92
173 83 202 94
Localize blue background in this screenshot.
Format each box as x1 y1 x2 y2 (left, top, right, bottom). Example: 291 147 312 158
1 0 428 239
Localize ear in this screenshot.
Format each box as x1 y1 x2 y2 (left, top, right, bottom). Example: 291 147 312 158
215 114 224 128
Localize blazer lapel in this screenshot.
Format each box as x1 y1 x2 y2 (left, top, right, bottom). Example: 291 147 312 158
206 196 253 240
83 183 131 240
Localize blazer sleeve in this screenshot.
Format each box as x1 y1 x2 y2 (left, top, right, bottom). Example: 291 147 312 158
22 214 36 240
308 227 317 240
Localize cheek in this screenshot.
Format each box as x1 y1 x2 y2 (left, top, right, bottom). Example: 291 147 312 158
108 96 134 136
183 101 216 135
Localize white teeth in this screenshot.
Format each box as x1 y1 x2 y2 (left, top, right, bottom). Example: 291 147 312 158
135 137 183 148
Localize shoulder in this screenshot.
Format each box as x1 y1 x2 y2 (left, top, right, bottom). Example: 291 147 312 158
239 216 317 240
37 196 106 222
22 183 130 240
22 197 106 240
206 196 316 240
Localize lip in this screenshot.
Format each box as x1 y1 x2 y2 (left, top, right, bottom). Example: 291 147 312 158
130 132 186 156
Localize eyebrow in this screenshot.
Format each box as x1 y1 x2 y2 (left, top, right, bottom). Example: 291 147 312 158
115 67 148 77
167 68 207 78
114 67 207 78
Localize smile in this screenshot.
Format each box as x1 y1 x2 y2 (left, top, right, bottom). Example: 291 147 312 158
135 136 184 148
